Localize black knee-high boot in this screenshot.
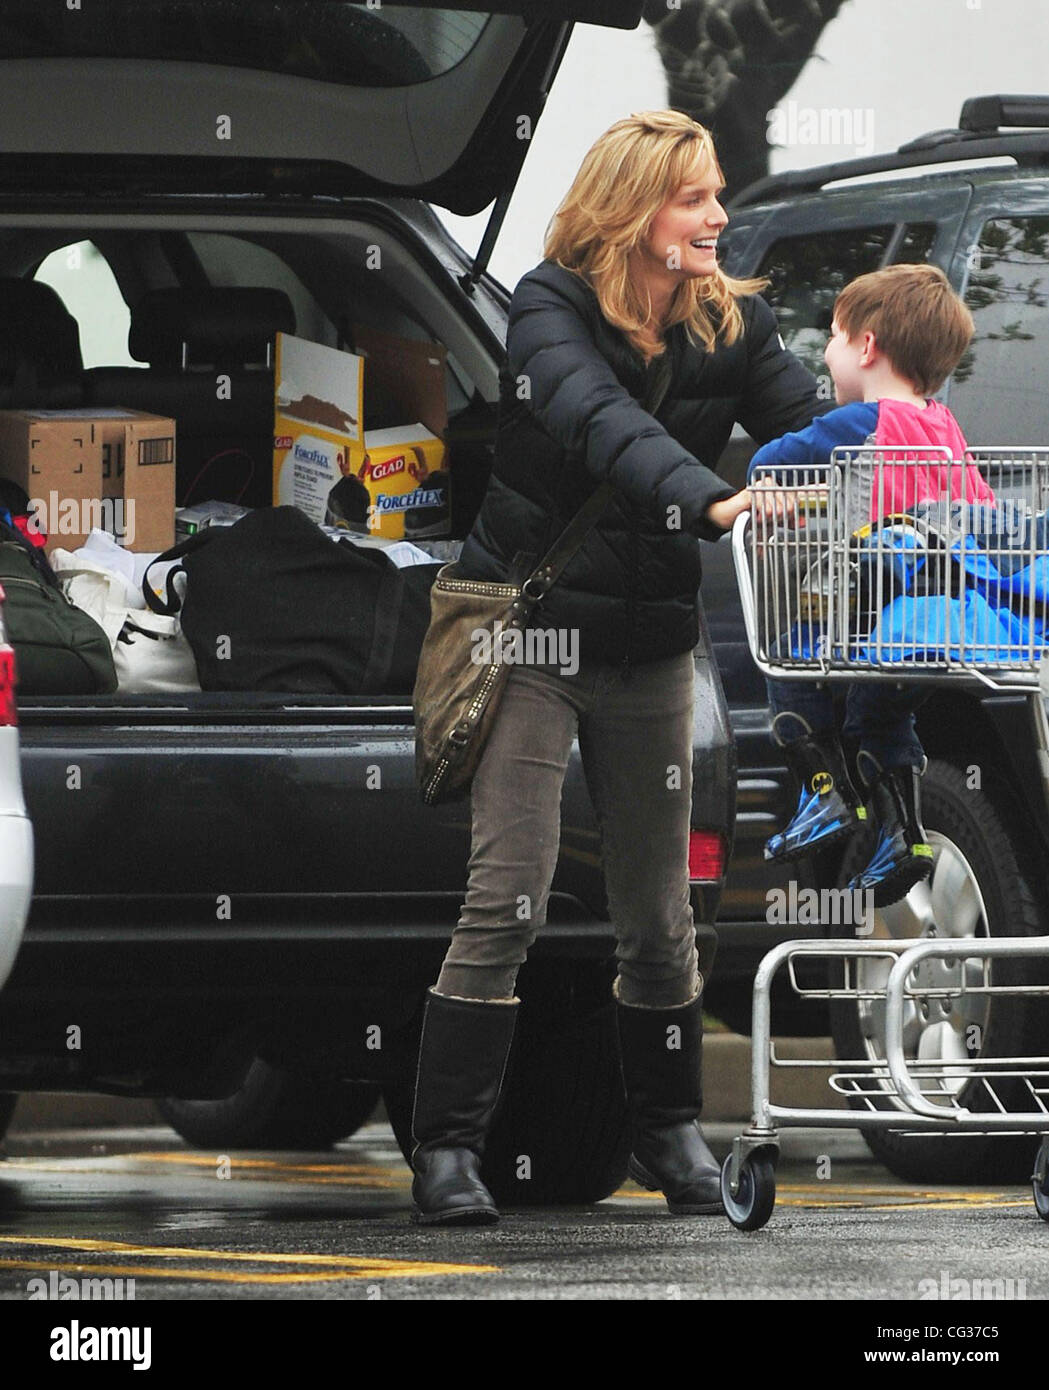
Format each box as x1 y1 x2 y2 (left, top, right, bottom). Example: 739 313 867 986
410 988 519 1226
616 989 724 1215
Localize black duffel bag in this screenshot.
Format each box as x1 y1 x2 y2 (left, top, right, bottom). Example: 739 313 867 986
143 506 440 694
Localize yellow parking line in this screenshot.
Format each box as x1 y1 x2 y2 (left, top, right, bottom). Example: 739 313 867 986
862 1197 1033 1211
0 1236 497 1283
118 1153 391 1173
618 1186 1031 1211
765 1195 1034 1211
0 1234 495 1272
0 1156 407 1187
778 1183 1023 1199
0 1257 480 1284
1 1154 394 1174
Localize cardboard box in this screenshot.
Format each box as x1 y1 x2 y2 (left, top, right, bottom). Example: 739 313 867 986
96 409 176 553
273 333 365 525
353 324 448 438
0 409 104 553
0 408 175 554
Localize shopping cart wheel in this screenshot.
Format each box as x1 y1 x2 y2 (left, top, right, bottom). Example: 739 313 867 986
720 1152 776 1232
1033 1141 1049 1223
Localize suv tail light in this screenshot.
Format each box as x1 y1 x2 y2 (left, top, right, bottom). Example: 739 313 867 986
688 830 726 882
0 585 17 727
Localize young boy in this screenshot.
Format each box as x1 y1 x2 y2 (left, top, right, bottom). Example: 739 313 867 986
747 263 986 907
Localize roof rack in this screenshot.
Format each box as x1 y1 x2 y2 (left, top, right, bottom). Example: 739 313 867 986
960 95 1049 131
729 93 1049 210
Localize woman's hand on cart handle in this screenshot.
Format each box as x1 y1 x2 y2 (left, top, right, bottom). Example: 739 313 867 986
749 477 807 527
704 490 753 533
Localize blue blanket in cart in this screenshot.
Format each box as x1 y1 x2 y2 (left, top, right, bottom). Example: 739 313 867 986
785 506 1049 665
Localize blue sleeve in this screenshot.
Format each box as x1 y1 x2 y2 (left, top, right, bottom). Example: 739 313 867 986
747 402 879 480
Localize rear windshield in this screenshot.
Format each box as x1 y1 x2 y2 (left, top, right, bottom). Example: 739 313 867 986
0 2 489 87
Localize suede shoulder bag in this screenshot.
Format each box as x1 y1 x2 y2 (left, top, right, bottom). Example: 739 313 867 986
414 352 672 805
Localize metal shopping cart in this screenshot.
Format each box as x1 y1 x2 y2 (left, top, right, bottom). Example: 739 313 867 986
723 446 1049 1231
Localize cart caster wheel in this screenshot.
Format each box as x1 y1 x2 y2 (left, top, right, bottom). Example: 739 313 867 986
721 1152 776 1232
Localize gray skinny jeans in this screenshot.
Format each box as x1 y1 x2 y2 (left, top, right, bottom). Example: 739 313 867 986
435 649 703 1008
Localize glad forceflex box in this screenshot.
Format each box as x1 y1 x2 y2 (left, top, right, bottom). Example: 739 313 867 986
273 333 365 524
353 425 447 540
351 325 450 540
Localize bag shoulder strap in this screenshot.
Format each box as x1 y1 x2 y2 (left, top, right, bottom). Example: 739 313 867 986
523 348 673 600
142 527 219 615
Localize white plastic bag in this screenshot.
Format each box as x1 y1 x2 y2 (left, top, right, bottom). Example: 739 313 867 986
113 606 200 693
49 542 200 693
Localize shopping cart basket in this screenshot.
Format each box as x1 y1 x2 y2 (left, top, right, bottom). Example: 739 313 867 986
721 447 1049 1230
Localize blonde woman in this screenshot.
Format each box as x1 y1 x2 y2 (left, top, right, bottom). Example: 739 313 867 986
411 110 827 1225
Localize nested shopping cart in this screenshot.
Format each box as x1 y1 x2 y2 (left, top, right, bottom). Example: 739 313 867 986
724 446 1049 1230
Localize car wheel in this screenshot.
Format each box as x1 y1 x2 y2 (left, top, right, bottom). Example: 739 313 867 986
0 1092 16 1141
829 759 1049 1183
156 1061 380 1150
383 961 631 1206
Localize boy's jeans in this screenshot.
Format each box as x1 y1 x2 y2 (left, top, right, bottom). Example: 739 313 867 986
434 650 703 1009
767 675 927 771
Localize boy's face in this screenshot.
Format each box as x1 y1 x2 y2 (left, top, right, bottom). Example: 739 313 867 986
824 317 870 404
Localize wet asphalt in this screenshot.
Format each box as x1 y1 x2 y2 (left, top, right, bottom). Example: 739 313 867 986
1 1121 1045 1308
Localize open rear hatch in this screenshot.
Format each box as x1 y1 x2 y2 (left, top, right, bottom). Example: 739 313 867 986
0 1 643 214
0 2 645 714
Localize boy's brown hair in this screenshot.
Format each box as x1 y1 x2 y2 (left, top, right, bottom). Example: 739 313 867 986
833 263 974 397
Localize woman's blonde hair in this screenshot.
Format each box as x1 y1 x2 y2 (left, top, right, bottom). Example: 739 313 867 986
544 110 767 361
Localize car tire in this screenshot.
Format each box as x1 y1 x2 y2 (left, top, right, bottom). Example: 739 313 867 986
829 758 1049 1184
383 961 631 1206
156 1062 380 1150
0 1092 16 1141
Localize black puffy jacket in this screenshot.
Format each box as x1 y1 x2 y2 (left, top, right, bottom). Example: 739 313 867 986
459 259 824 666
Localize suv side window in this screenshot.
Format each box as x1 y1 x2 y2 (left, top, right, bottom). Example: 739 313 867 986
949 216 1049 443
757 223 936 378
34 240 139 369
186 233 337 346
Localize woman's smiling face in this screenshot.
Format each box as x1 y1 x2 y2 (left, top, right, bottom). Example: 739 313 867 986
640 158 729 281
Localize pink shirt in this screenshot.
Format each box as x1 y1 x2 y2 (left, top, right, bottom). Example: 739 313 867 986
870 399 994 518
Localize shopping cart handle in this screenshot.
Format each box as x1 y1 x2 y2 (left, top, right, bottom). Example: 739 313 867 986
748 480 830 517
731 512 759 664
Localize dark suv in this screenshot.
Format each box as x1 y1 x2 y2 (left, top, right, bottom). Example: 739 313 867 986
701 94 1049 1181
0 1 729 1209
